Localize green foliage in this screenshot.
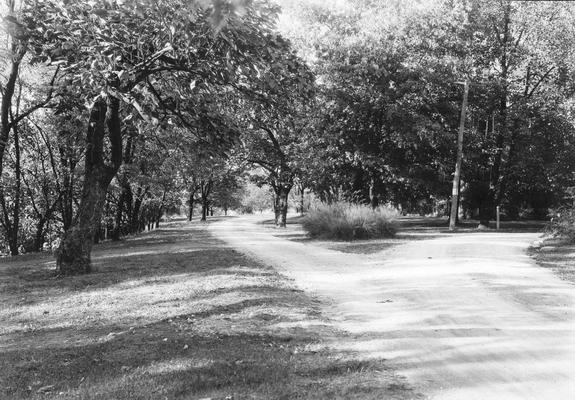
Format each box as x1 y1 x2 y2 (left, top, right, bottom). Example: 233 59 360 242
239 182 273 213
302 201 398 240
210 174 244 213
4 0 575 257
286 1 458 209
281 0 575 221
549 206 575 243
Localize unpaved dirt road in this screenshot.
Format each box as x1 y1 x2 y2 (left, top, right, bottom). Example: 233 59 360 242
209 215 575 400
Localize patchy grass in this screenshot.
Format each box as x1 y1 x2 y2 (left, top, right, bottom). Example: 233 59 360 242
266 214 546 256
0 220 420 400
529 237 575 284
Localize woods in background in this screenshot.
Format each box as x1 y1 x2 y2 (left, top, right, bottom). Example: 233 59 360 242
2 0 575 273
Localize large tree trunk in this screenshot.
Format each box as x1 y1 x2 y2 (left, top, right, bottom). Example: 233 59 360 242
57 174 110 273
0 46 25 256
274 185 291 228
0 45 24 178
129 187 145 234
57 127 81 232
0 92 23 256
57 95 122 275
200 179 213 222
10 117 21 256
33 218 47 252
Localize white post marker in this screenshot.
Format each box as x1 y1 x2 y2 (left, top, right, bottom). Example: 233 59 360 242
496 206 500 230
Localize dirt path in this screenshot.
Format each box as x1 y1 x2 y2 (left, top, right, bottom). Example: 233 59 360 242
209 215 575 400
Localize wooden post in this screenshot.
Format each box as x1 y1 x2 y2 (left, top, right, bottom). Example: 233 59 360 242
496 206 500 230
449 80 469 231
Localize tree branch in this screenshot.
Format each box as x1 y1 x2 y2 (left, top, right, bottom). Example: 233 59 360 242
527 66 555 99
8 65 60 130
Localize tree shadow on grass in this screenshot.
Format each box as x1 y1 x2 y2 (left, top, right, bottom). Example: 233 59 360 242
0 219 421 399
0 223 279 309
0 292 420 400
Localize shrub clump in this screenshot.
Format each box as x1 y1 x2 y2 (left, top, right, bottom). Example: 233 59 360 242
302 202 398 240
548 206 575 242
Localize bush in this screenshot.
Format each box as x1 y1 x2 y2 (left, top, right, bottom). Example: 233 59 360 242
548 206 575 242
302 202 398 240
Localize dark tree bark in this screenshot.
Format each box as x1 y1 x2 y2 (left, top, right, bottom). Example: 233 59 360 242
187 181 200 222
57 95 122 275
111 132 136 240
201 202 208 221
129 186 146 234
0 44 25 179
0 42 25 256
200 179 213 222
273 183 291 228
155 190 166 229
0 117 22 256
56 126 82 232
33 218 47 252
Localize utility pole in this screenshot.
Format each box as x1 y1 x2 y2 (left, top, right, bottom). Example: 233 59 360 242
449 80 469 231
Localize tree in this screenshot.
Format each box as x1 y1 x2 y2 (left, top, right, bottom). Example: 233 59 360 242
22 0 295 274
240 181 273 213
235 37 315 227
211 174 243 216
1 1 59 255
404 0 575 224
283 0 575 222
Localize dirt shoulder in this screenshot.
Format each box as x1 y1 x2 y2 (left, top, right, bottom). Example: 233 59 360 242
529 237 575 284
0 219 419 400
210 214 575 400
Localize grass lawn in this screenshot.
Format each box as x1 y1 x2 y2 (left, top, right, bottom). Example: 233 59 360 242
0 219 420 400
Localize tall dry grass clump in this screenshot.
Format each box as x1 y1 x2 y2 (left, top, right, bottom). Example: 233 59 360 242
302 201 398 240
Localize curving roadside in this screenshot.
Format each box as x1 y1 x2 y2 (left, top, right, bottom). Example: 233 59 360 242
209 215 575 400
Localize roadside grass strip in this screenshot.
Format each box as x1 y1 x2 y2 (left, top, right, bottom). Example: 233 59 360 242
0 221 418 400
